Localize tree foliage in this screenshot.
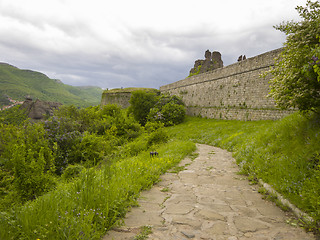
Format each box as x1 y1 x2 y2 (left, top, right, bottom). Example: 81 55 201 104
128 90 186 126
148 95 186 126
267 0 320 113
128 90 158 126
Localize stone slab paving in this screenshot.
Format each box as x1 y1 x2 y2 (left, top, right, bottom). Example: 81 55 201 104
103 144 316 240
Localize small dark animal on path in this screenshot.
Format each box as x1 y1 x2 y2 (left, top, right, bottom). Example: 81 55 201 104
150 151 159 157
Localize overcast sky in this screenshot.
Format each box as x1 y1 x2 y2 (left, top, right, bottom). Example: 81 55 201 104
0 0 307 89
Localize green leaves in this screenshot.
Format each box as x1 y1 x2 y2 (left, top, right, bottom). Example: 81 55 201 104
148 94 186 126
128 90 186 127
267 0 320 113
128 90 158 126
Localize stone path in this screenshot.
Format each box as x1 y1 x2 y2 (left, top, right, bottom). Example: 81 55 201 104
103 144 316 240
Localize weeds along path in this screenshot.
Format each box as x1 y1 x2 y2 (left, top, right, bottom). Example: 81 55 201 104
103 144 316 240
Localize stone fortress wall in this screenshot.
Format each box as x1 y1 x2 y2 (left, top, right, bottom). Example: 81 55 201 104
101 91 132 108
160 48 294 121
101 88 160 109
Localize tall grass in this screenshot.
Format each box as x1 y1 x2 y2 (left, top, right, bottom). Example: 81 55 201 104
0 140 195 240
169 113 320 226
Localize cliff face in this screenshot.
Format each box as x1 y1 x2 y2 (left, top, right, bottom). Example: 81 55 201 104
100 88 160 108
189 50 223 76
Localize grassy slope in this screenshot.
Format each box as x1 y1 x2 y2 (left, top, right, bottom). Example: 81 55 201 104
0 63 102 107
168 113 320 224
0 140 196 240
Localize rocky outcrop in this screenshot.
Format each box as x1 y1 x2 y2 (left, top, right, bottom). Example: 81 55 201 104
20 98 62 120
189 50 223 75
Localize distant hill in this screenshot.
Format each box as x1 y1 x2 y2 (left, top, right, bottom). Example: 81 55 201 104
0 62 103 107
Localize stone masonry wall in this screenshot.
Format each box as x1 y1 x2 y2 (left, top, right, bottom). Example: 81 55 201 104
160 48 295 121
101 88 160 109
101 92 132 108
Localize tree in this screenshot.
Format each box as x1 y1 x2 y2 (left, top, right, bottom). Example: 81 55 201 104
266 0 320 113
128 90 158 125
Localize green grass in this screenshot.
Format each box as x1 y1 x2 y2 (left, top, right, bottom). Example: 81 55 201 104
0 63 102 107
0 140 195 240
168 113 320 226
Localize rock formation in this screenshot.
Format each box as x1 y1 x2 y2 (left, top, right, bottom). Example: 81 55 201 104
189 50 223 76
20 98 62 120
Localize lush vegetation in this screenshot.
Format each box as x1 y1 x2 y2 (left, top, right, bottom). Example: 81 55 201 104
128 90 186 126
0 91 192 239
266 0 320 113
169 113 320 230
1 92 320 237
0 63 103 107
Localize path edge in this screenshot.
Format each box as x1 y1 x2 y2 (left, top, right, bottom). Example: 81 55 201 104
258 179 314 225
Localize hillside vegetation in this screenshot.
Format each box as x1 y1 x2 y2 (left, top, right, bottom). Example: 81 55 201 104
0 63 102 107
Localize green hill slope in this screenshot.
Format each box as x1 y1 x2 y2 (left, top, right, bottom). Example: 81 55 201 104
0 63 103 107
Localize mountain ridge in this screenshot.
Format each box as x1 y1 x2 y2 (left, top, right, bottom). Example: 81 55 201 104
0 62 103 107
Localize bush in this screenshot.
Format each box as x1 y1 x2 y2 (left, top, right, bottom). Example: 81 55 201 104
13 145 56 202
69 132 110 167
101 104 122 118
121 137 148 157
147 128 169 147
62 164 85 181
160 102 186 126
144 121 165 133
148 95 186 126
0 105 28 125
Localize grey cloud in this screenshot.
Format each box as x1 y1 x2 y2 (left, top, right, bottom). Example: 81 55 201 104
0 0 302 91
0 25 285 90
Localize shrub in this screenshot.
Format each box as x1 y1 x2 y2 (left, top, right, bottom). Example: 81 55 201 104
148 95 186 126
0 105 28 125
62 164 85 181
147 128 169 147
121 137 148 157
69 132 109 167
101 104 122 118
160 102 186 126
12 145 56 202
144 121 165 133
